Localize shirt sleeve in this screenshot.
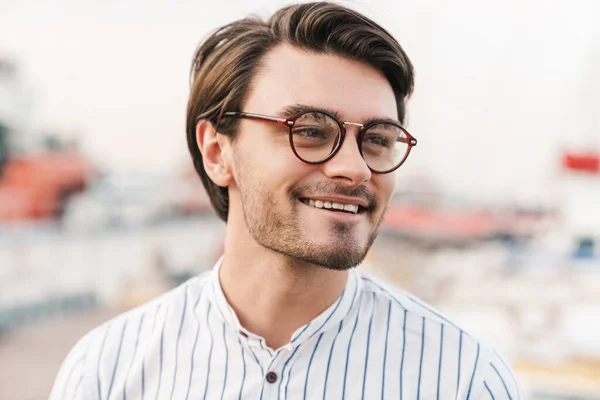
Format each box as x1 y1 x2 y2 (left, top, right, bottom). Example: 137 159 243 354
49 332 98 400
476 349 522 400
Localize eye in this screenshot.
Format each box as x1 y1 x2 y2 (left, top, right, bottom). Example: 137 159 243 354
293 127 326 139
363 133 391 148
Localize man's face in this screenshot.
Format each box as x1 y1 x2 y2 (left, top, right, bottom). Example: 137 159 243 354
227 44 398 270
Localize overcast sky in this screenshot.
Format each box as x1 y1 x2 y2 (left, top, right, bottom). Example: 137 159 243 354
1 0 598 205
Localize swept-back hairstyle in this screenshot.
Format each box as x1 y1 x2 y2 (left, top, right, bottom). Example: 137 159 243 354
186 2 414 221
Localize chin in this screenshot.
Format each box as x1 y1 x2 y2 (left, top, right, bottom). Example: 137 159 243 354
293 225 376 268
260 231 369 270
291 252 364 271
296 239 371 271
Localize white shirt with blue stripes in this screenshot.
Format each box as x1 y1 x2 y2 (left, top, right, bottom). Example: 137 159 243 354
50 259 521 399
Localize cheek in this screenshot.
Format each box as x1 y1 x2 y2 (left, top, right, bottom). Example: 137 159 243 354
242 131 294 165
255 137 308 178
375 175 396 203
232 139 305 192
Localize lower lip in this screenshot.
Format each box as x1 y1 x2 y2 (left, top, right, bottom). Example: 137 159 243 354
299 200 363 221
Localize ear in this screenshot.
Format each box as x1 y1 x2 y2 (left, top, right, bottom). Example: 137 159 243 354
196 119 232 187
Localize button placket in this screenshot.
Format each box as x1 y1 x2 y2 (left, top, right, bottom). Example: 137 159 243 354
265 371 278 383
259 348 291 399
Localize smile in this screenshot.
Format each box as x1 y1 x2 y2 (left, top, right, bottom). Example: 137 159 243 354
300 198 360 214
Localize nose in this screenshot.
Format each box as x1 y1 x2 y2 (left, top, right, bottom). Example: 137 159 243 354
320 129 371 187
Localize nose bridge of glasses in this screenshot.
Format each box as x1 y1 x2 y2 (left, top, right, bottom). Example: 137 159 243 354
340 121 365 141
343 121 364 130
335 123 369 161
324 124 372 181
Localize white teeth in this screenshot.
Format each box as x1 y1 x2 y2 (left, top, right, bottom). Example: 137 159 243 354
304 199 359 214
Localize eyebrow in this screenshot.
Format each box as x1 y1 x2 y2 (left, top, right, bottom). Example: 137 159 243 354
277 104 402 126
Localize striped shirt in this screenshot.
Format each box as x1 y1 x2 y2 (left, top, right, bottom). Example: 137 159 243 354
50 259 521 399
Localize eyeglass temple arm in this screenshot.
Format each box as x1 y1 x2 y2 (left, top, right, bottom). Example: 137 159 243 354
223 112 292 127
399 137 417 146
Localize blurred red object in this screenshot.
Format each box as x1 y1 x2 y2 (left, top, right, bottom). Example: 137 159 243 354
562 152 600 173
0 151 95 221
383 205 497 240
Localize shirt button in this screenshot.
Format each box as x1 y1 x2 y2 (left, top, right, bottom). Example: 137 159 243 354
266 371 278 384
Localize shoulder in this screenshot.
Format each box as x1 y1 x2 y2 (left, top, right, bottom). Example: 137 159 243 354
476 349 522 400
358 269 477 353
357 269 522 399
84 270 211 348
358 268 468 332
49 272 211 400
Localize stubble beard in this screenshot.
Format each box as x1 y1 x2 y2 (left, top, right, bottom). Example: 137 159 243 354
238 179 386 271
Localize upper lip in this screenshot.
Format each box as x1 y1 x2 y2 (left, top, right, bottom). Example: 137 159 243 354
301 195 369 209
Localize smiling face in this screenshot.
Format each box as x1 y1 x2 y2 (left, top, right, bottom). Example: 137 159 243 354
225 44 398 270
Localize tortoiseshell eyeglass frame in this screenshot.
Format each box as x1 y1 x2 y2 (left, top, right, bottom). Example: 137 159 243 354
219 109 417 174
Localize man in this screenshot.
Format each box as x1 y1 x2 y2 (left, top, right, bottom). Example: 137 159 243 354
51 2 521 399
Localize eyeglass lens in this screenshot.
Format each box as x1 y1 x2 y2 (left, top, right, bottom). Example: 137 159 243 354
290 111 410 172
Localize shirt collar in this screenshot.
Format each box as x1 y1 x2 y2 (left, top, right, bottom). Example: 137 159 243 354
209 256 246 333
288 267 361 348
207 256 363 349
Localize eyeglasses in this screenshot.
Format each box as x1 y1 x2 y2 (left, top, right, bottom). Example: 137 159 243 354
221 109 417 174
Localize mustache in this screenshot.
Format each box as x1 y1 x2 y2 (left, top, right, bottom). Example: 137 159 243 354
291 182 377 210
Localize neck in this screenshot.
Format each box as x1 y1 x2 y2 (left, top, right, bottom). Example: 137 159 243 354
218 215 348 350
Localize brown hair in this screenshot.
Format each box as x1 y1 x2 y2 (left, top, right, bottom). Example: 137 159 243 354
186 2 414 222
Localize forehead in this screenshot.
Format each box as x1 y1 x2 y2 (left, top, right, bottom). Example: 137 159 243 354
245 44 398 122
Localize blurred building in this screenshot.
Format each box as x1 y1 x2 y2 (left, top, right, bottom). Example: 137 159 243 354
0 58 95 222
560 151 600 258
0 58 33 155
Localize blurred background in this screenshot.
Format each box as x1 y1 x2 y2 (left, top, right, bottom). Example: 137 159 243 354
0 0 598 398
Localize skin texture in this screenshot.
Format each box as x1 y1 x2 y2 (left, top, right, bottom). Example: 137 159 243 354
196 44 398 349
